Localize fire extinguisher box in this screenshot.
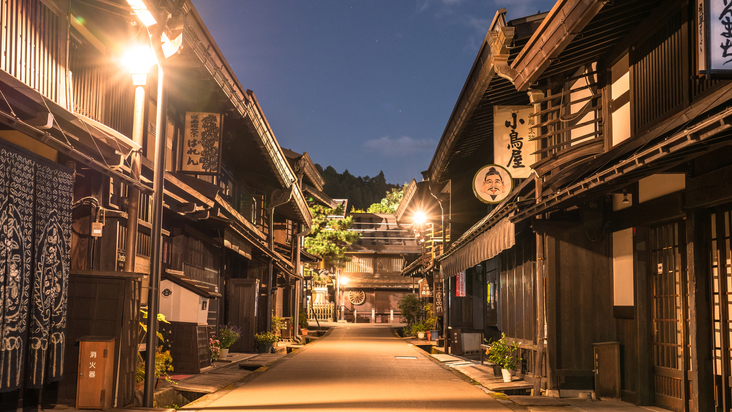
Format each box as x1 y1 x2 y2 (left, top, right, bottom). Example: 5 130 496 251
76 337 116 410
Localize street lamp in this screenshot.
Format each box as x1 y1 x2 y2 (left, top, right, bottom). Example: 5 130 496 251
122 45 156 276
125 0 173 406
339 275 350 321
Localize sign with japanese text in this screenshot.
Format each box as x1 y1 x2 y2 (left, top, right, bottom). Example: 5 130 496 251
493 106 535 178
433 280 444 316
472 164 513 204
181 112 223 174
456 270 466 297
698 0 732 74
419 278 432 297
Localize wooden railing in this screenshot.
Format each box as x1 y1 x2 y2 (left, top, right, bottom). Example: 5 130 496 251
308 302 334 322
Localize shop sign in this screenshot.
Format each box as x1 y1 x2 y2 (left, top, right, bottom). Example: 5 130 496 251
697 0 732 74
419 278 432 297
181 112 223 174
472 164 513 204
433 281 444 316
493 106 535 178
456 270 466 297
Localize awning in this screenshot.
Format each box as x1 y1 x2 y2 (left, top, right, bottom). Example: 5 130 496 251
440 214 515 278
400 253 429 277
163 269 222 299
303 183 337 208
221 229 252 260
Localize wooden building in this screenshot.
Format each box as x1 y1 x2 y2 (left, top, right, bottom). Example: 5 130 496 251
0 0 312 409
341 213 421 323
401 1 732 411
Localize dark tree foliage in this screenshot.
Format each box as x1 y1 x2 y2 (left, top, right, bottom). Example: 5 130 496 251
315 164 402 211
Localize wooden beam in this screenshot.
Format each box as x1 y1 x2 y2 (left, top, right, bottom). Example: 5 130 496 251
686 210 714 412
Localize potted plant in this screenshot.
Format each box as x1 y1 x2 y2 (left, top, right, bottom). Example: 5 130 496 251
413 322 427 339
136 347 174 390
272 316 285 336
299 310 309 335
424 304 439 341
218 324 242 358
486 333 522 382
254 331 279 353
209 336 221 362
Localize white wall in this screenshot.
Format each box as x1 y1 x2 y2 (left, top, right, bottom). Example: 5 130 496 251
612 228 634 307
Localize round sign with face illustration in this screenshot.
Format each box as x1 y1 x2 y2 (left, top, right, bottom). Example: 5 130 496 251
473 164 513 204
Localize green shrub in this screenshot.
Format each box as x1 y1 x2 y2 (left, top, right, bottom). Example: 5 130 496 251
397 293 422 327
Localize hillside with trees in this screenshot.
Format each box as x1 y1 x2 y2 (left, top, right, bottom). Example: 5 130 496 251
315 165 403 211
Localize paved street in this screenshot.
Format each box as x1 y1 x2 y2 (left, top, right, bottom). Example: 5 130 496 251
183 324 511 411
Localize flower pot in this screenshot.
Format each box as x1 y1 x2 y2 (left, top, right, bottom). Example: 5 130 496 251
219 348 229 359
429 330 439 341
501 368 512 383
257 342 273 353
300 328 308 335
417 331 425 339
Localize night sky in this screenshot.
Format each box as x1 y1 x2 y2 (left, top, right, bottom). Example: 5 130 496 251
190 0 557 185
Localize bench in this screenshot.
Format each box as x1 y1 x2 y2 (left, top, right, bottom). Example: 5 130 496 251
480 344 491 364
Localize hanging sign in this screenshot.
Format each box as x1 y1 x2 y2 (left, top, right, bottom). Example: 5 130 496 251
697 0 732 74
433 281 444 316
181 112 223 174
493 106 535 178
419 278 432 297
456 271 466 297
472 164 513 204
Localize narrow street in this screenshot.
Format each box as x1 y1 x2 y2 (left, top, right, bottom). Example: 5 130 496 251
184 324 511 412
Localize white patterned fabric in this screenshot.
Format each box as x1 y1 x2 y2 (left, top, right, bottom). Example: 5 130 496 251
0 139 72 392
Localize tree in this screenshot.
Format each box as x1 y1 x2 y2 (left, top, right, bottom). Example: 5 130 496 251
366 183 408 214
397 293 422 327
304 204 361 268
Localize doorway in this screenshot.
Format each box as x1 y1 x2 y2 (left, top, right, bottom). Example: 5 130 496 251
649 221 689 412
227 278 259 353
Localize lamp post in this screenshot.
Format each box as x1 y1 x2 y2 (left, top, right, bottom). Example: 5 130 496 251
339 274 350 321
122 46 156 274
125 0 174 406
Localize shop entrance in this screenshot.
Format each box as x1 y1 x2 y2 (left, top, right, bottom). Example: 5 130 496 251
649 221 689 412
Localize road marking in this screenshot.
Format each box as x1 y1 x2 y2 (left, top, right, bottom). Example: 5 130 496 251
395 356 418 359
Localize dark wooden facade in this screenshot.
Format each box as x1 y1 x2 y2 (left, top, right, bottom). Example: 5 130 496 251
0 0 313 409
399 1 732 410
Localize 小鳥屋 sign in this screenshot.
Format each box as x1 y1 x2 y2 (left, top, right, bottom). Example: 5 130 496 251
182 112 223 174
493 106 535 178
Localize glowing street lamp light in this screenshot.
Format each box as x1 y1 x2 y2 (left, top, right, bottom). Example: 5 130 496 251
339 275 350 322
413 211 427 226
126 0 158 27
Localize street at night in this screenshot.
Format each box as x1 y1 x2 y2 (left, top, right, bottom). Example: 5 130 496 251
184 325 512 412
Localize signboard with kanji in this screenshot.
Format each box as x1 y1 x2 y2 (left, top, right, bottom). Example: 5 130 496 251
419 278 432 297
456 270 466 297
493 105 535 178
697 0 732 74
433 281 444 316
181 112 223 174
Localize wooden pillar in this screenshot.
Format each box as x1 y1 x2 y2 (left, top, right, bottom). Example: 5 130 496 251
633 226 654 405
687 210 713 412
545 233 558 392
529 89 546 395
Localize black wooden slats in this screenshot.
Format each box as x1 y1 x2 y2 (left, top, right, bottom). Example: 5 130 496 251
68 36 134 138
1 0 62 101
533 69 603 160
632 11 685 136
